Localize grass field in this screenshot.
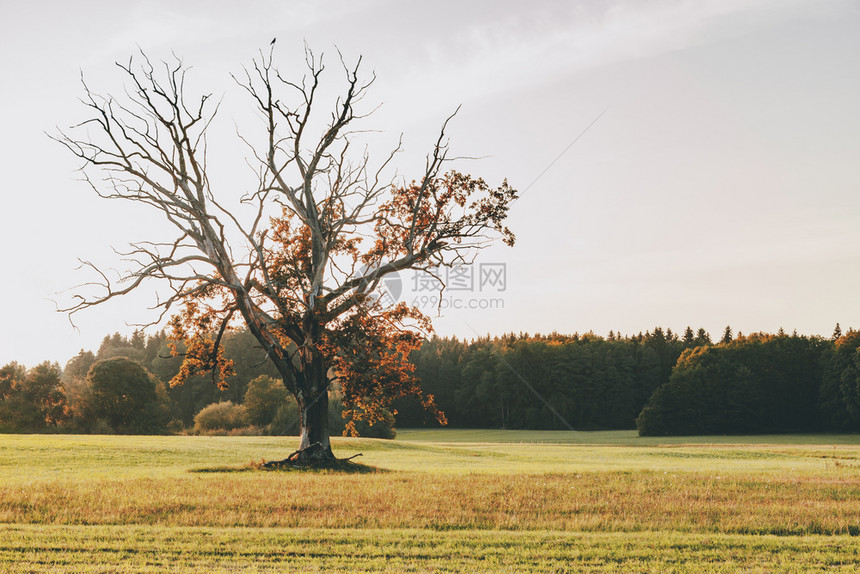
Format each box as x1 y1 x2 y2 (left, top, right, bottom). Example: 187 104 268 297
1 430 858 572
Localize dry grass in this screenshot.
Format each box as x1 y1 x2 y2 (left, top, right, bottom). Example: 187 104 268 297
0 471 858 535
0 432 858 572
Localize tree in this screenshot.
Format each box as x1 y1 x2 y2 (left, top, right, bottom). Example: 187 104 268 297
682 326 695 348
694 328 711 347
636 334 825 436
63 350 96 383
721 325 733 344
96 332 147 364
23 362 68 429
56 46 517 464
85 357 168 434
244 375 290 428
0 362 67 432
819 329 860 430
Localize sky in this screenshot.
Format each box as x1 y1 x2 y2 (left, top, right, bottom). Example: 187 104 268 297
1 0 858 367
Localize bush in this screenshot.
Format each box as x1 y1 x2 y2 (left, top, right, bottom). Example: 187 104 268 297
165 419 186 434
193 401 248 433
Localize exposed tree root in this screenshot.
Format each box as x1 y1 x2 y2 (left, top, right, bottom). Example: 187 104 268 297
261 442 363 470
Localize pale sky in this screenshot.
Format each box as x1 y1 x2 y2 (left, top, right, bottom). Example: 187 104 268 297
1 0 858 367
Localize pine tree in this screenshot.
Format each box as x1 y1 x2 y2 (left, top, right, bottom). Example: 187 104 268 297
833 323 842 340
683 326 695 347
694 328 711 346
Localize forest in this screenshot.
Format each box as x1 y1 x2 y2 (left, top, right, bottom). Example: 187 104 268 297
1 324 858 436
0 330 391 439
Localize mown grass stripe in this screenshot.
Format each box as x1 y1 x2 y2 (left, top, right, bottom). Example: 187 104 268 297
2 525 859 573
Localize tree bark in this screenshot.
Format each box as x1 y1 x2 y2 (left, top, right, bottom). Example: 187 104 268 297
297 381 333 459
292 340 335 464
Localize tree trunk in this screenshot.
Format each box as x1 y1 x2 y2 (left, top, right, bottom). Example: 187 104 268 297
291 340 336 465
261 372 337 469
296 382 334 462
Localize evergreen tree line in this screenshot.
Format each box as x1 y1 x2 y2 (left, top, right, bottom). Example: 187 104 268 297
393 327 703 430
637 327 860 435
393 325 860 435
2 324 858 436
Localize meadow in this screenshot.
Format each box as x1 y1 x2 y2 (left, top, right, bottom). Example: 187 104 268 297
0 430 858 572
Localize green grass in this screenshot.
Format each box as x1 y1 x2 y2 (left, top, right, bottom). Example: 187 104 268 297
397 428 860 446
2 430 858 477
1 430 859 571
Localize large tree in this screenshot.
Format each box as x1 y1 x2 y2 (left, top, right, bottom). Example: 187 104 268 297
56 46 517 464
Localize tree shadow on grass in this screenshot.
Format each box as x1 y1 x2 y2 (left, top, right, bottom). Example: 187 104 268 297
187 465 257 474
188 459 385 474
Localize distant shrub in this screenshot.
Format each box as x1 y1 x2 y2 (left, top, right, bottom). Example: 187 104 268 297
193 401 248 433
165 419 186 435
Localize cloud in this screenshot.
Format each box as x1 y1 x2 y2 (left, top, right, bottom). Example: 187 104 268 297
381 0 799 111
